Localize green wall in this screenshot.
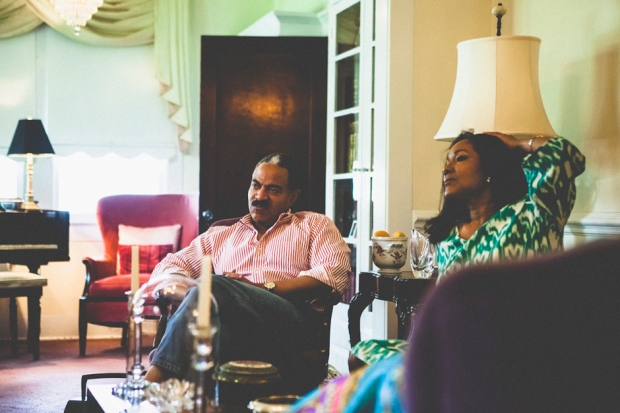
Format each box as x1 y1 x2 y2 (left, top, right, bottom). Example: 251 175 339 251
193 0 328 36
511 0 620 220
274 0 328 14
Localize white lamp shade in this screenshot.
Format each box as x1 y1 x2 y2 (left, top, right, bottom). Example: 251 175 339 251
435 35 556 141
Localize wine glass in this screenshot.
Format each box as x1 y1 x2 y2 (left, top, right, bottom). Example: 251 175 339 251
420 243 437 279
409 229 430 278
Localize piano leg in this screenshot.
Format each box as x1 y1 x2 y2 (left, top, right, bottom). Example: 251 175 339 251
26 287 43 361
27 264 41 275
9 297 18 357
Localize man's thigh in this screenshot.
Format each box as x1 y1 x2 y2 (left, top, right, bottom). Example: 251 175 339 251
211 275 308 364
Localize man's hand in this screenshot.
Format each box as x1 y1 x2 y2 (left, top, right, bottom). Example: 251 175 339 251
222 271 247 280
222 272 332 301
223 272 261 288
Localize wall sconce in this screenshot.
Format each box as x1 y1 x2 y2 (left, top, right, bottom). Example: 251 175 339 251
7 118 55 210
435 5 556 141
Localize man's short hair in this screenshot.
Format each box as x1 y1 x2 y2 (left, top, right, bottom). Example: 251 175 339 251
256 153 301 191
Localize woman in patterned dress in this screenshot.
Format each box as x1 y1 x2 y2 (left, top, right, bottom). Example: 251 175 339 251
350 132 585 365
428 131 585 282
289 132 585 412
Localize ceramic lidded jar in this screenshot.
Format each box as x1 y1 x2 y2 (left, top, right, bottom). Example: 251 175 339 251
371 236 408 275
214 360 282 411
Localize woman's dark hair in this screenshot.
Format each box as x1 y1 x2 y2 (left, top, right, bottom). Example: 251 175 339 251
256 153 302 191
424 132 527 244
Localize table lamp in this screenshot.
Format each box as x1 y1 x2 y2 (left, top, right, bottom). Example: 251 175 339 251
434 4 556 141
7 118 55 210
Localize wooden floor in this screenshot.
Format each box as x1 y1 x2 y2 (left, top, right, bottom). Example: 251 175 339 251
0 338 153 413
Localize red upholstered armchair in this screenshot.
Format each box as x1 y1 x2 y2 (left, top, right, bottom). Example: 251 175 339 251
79 194 198 356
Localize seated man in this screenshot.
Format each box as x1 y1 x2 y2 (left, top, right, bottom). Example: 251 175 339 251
144 153 351 392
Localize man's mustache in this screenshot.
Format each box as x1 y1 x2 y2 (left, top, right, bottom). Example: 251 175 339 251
251 200 269 208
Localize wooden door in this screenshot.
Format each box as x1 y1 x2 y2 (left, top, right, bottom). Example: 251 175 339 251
199 36 327 233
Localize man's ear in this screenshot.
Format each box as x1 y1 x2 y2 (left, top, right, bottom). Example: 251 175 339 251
288 189 301 207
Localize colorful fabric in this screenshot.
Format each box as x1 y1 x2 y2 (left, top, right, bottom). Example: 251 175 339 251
350 339 409 366
150 211 351 295
288 354 406 413
437 136 585 281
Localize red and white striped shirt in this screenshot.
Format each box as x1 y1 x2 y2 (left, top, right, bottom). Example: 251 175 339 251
150 211 351 295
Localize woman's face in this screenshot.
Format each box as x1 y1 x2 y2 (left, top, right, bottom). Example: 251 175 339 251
443 139 488 200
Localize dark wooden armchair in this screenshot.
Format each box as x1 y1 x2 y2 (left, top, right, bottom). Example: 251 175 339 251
200 217 337 391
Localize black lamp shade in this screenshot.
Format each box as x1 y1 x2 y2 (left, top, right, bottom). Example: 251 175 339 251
7 119 55 156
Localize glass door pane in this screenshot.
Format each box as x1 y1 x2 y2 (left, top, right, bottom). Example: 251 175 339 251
336 3 361 54
334 179 356 238
336 54 360 111
335 114 359 174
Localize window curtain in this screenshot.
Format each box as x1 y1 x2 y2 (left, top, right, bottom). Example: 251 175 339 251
0 1 43 38
154 0 191 147
0 0 192 147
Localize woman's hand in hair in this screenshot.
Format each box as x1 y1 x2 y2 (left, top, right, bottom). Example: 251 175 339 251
484 132 522 151
485 132 549 155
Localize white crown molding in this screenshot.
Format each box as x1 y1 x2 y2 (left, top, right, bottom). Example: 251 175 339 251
239 11 326 37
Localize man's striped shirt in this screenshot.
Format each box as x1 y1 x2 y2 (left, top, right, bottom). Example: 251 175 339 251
151 211 351 295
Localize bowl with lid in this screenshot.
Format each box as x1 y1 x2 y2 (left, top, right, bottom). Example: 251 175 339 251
371 234 408 275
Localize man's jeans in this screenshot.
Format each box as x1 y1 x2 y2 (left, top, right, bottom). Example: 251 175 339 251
150 275 309 382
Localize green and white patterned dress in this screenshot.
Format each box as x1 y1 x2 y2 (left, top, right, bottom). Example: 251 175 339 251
437 136 586 282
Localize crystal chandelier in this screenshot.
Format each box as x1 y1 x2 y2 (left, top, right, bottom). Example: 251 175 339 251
50 0 103 35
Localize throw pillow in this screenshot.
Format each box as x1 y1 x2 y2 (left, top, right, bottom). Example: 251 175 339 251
117 244 173 274
117 224 181 274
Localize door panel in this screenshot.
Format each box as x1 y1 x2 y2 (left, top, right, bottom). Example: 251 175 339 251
200 36 327 232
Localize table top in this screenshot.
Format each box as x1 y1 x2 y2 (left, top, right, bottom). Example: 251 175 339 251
358 271 436 302
88 384 158 413
0 272 47 289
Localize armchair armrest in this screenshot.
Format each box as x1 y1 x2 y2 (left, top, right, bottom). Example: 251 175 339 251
82 256 117 296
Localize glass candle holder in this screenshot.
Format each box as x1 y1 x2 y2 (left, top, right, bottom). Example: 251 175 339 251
113 274 200 407
191 319 218 413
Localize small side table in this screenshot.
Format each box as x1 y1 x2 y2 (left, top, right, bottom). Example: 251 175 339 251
348 271 436 346
0 272 47 360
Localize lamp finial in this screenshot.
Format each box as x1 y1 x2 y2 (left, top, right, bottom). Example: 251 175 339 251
492 3 507 36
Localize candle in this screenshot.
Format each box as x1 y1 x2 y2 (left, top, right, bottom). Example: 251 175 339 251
131 245 139 294
197 255 212 328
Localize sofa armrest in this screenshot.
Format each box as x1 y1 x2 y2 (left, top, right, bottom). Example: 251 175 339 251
82 257 116 296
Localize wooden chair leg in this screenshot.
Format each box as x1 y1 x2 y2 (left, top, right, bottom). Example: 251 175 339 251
78 298 88 357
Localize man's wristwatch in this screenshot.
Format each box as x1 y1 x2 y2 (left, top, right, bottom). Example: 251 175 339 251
264 281 276 293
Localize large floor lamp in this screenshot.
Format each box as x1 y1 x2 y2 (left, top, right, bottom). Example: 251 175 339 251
7 118 55 210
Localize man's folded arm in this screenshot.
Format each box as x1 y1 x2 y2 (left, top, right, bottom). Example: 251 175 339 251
149 233 211 282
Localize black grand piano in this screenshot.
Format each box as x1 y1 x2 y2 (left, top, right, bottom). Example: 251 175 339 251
0 209 69 359
0 209 70 273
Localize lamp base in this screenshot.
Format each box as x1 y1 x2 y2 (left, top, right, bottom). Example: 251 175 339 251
20 200 40 210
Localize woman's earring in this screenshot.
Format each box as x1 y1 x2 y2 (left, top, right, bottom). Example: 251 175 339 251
486 177 491 183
